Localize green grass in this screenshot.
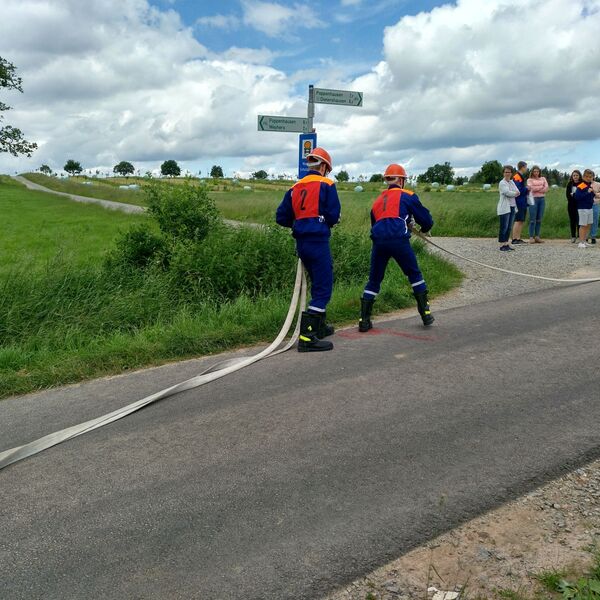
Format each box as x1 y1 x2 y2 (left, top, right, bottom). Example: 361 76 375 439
0 176 149 274
22 174 572 240
21 173 147 206
0 176 462 398
216 185 572 239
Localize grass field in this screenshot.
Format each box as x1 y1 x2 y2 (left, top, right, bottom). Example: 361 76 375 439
22 173 147 206
215 185 572 239
0 175 149 274
22 173 573 240
0 176 462 399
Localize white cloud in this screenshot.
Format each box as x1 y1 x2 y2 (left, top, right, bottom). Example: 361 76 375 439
2 0 600 179
322 0 600 173
196 14 240 29
0 0 303 174
241 0 325 37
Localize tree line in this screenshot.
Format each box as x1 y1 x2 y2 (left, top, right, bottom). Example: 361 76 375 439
415 160 572 187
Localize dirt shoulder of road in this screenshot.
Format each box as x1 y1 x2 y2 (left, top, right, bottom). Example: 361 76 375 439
326 459 600 600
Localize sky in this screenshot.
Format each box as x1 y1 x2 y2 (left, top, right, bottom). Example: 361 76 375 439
1 0 599 179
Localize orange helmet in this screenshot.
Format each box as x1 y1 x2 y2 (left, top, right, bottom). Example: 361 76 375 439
306 147 332 173
384 163 407 180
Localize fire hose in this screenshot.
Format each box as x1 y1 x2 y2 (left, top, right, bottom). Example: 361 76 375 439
0 260 307 471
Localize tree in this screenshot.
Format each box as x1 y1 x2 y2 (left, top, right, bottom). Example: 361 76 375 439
454 176 468 186
252 169 268 180
161 159 181 177
336 170 349 182
470 160 503 185
417 162 454 185
210 164 224 178
39 164 52 175
0 56 37 157
369 173 384 183
113 161 135 177
64 159 83 176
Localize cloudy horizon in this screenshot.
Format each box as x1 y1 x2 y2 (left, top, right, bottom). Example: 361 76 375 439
1 0 599 179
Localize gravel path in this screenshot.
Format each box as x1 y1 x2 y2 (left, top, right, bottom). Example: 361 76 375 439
425 236 600 310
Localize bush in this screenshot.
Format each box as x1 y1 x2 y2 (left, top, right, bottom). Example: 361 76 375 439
145 180 219 243
107 224 168 269
167 225 296 300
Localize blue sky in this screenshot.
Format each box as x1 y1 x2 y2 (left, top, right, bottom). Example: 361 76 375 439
1 0 599 178
162 0 448 85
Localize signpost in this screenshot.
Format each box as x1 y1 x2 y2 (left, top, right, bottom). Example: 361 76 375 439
257 84 363 179
257 115 309 133
297 133 317 179
313 87 363 107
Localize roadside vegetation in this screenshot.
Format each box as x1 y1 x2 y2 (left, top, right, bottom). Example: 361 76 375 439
477 549 600 599
0 175 461 398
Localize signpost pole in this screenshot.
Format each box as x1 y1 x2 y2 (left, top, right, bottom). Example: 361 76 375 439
308 84 315 133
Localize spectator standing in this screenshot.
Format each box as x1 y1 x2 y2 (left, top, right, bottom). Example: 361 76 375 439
589 171 600 244
565 170 582 242
497 165 519 252
511 161 528 244
574 168 595 248
526 165 549 243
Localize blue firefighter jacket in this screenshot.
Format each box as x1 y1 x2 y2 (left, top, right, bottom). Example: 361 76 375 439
512 171 528 208
369 185 433 242
574 182 594 210
276 170 341 240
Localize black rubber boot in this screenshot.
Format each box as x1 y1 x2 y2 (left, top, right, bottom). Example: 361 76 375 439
359 297 374 332
318 313 334 339
414 290 434 326
298 311 333 352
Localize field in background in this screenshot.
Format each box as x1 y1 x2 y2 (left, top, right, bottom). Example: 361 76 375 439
0 176 461 398
213 185 571 239
0 175 149 274
21 173 572 239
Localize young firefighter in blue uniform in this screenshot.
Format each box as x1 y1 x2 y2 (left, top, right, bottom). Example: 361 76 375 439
359 163 434 332
276 147 341 352
511 161 528 244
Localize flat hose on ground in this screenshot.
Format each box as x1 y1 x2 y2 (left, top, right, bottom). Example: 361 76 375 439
416 232 600 283
0 260 307 471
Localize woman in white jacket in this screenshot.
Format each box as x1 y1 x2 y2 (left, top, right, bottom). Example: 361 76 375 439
497 165 520 251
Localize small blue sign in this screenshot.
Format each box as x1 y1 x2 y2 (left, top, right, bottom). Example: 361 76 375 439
298 133 317 179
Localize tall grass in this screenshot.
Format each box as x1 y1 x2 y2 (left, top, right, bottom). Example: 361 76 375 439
0 177 462 398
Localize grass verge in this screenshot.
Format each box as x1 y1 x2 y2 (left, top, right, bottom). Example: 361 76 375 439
0 177 461 398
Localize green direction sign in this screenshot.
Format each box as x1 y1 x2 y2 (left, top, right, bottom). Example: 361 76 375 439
258 115 310 133
313 87 363 107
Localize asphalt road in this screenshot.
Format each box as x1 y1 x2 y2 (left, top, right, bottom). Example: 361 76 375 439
1 283 600 599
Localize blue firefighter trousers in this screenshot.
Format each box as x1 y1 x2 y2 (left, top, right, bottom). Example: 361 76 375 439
296 239 333 313
363 238 426 298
